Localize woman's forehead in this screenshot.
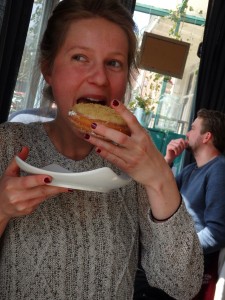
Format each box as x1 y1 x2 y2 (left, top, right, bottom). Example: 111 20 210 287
59 18 129 55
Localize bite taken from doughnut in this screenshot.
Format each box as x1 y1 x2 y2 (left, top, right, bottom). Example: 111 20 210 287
68 103 131 138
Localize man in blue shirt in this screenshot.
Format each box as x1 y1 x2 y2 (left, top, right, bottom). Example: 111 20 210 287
134 108 225 300
165 108 225 299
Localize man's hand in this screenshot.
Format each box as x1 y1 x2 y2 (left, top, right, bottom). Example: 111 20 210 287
165 138 188 166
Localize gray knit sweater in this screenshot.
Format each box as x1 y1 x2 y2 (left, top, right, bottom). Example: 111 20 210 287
0 122 203 300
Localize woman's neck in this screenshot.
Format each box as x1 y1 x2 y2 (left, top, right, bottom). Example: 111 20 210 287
43 120 94 160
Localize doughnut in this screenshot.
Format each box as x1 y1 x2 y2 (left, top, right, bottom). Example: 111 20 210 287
68 103 131 137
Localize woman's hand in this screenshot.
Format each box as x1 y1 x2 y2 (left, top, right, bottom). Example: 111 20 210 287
0 147 68 235
83 100 181 221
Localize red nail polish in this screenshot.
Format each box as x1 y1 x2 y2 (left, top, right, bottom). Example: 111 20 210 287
112 99 119 106
44 177 51 183
91 123 97 129
96 148 101 153
84 133 90 139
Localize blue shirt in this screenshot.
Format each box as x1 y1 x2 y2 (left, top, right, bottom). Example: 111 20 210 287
176 155 225 254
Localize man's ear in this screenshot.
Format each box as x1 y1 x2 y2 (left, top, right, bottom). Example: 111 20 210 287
203 131 212 143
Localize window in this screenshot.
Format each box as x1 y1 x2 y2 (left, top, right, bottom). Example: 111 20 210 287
9 0 59 119
132 0 208 134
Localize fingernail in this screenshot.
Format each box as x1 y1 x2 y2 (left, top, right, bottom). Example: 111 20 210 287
91 123 97 129
96 148 101 153
44 177 51 184
68 189 74 192
112 99 119 107
84 133 90 139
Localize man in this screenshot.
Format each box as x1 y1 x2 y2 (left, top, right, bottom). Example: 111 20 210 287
134 108 225 300
165 108 225 299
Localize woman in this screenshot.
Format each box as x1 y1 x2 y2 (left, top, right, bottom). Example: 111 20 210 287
0 0 203 299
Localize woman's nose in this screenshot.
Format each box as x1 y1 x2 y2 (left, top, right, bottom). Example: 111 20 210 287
87 64 109 86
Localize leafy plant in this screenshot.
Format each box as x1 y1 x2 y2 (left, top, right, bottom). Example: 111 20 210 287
167 0 189 40
129 94 158 114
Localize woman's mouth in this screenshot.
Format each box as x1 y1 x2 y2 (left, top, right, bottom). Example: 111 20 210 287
77 97 106 105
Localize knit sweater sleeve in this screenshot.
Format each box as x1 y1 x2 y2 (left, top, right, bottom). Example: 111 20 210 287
138 185 204 300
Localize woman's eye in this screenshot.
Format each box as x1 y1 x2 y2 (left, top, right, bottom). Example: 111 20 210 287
108 60 121 68
72 54 86 62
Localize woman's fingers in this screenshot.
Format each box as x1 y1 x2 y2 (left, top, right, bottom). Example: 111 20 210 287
90 122 132 147
17 146 29 160
84 123 162 186
5 176 66 203
8 187 66 214
88 100 155 149
4 146 54 190
85 133 129 168
1 174 68 218
0 146 69 219
111 99 142 135
81 99 168 186
4 158 53 191
85 121 152 163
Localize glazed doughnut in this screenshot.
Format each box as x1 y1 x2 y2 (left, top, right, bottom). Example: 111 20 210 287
68 103 131 137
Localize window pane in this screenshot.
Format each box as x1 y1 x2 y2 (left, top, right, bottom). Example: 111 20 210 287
9 0 58 119
132 0 208 134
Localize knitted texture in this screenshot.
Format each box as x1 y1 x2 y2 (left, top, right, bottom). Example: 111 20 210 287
0 122 203 300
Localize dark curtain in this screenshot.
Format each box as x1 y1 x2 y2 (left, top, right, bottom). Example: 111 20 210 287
195 0 225 114
0 0 34 124
0 0 7 31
